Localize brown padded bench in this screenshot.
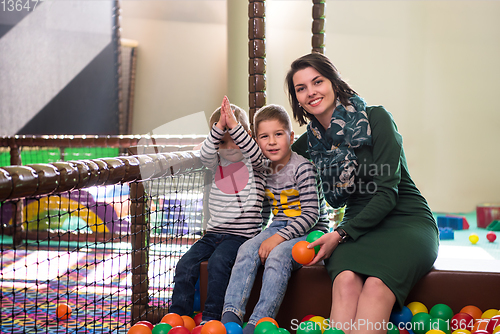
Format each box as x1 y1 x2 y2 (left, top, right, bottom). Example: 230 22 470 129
199 262 500 330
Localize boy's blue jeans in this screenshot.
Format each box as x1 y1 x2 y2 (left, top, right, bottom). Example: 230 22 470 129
169 233 248 321
222 220 306 326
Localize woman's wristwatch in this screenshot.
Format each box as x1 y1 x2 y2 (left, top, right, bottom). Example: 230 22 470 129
334 227 350 244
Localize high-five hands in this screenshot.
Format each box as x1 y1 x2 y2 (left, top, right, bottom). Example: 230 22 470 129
220 96 238 130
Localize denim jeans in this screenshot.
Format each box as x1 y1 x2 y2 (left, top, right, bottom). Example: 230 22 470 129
169 233 248 321
222 220 306 325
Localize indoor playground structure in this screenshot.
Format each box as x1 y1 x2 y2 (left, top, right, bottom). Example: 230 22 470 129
1 1 500 334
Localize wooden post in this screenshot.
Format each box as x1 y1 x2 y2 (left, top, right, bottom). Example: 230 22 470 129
312 0 326 54
248 0 266 130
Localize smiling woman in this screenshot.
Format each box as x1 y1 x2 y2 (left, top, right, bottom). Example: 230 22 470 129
287 52 439 334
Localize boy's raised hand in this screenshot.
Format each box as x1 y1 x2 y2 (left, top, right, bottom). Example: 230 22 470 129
222 96 238 130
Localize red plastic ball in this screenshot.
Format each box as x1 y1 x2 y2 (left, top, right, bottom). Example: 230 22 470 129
451 312 474 331
170 325 191 334
193 313 203 326
192 325 204 334
292 241 315 265
136 321 154 331
487 231 497 242
486 315 500 334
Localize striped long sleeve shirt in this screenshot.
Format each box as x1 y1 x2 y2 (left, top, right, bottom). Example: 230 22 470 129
265 151 329 240
200 123 267 238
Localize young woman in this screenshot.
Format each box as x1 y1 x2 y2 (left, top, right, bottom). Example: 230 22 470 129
286 53 439 334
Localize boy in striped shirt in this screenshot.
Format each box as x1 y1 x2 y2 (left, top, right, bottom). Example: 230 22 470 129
169 96 267 323
222 104 329 333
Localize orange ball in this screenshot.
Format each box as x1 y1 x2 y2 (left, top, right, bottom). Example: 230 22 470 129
56 303 72 320
292 241 315 265
461 306 483 323
471 319 489 333
256 317 279 328
161 313 184 327
182 315 197 332
201 320 227 334
128 324 152 334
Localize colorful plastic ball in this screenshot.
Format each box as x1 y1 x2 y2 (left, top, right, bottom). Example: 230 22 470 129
201 320 227 334
469 234 479 244
426 330 446 334
128 324 152 334
161 313 184 327
493 326 500 334
482 309 499 319
152 323 172 334
306 231 325 254
256 317 279 328
136 321 154 331
411 312 432 334
386 322 399 334
486 232 497 242
192 325 203 334
194 312 203 326
170 326 191 334
296 320 322 334
301 315 316 323
390 306 414 327
309 316 328 333
471 319 489 333
451 330 471 334
224 322 243 334
430 304 454 322
277 329 291 334
428 318 450 334
486 316 500 333
254 321 278 334
407 301 429 315
56 303 72 320
460 306 483 323
451 312 474 331
181 315 196 331
292 241 315 265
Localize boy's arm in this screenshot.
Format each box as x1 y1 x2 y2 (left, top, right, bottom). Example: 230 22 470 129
228 124 267 172
276 162 320 240
200 124 226 171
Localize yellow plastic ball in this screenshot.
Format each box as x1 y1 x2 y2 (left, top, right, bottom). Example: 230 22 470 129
469 233 479 244
482 309 499 319
452 330 471 334
407 301 429 315
426 330 446 334
493 325 500 334
308 316 328 333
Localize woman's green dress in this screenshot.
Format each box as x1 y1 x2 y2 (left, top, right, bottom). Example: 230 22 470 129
293 106 439 309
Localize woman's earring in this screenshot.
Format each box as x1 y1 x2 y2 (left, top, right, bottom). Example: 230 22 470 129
298 103 302 108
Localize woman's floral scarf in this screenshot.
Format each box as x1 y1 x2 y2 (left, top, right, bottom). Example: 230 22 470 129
307 95 372 208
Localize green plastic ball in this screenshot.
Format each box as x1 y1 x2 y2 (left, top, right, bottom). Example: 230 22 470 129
297 320 322 334
429 304 454 322
152 323 172 334
428 318 451 334
306 231 325 254
411 312 432 334
254 321 278 334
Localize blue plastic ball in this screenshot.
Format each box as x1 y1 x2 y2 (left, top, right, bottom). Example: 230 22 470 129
225 322 243 334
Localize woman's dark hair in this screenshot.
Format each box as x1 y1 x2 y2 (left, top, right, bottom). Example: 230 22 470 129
285 52 357 126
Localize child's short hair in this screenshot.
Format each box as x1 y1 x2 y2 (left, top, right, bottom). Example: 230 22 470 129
209 104 250 131
254 104 292 136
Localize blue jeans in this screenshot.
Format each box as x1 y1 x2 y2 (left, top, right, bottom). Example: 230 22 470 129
222 220 306 325
170 233 248 321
